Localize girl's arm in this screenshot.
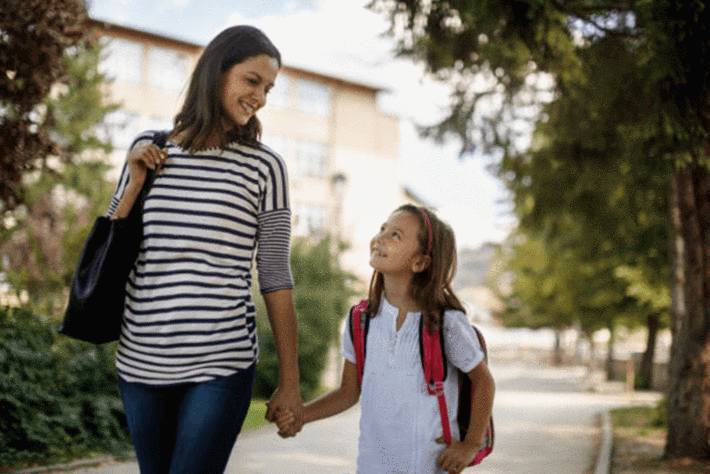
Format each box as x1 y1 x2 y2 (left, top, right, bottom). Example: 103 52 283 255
437 361 495 473
263 289 302 424
463 361 495 448
303 360 360 424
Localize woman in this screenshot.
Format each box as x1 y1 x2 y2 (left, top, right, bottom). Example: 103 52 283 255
108 25 301 473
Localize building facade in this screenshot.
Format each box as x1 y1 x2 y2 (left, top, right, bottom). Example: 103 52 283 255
93 19 420 281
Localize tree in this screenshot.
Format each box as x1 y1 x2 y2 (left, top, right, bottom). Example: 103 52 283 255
370 0 708 459
0 0 89 217
0 40 116 317
500 35 672 387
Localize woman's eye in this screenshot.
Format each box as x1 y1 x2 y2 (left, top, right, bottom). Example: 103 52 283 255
247 78 258 85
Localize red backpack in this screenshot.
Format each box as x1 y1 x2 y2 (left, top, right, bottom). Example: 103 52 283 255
349 299 494 467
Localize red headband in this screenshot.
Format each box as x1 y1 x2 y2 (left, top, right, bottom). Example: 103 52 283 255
418 207 433 256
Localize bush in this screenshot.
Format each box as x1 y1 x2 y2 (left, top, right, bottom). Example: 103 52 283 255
0 308 130 468
254 237 356 400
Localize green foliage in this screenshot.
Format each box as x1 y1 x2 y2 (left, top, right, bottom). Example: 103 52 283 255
241 399 269 432
0 307 130 468
0 39 116 317
254 237 355 400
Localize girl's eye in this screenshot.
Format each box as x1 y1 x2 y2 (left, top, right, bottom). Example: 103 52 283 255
247 78 259 85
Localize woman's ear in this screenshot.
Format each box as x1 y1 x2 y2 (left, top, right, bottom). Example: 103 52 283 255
411 254 431 273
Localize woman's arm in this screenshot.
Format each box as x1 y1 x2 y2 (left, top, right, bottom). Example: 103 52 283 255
263 288 302 424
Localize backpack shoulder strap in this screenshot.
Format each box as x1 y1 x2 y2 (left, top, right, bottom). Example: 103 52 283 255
471 325 489 363
418 314 448 380
349 299 369 387
420 318 453 445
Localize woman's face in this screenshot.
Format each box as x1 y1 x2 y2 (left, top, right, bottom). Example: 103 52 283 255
220 54 280 128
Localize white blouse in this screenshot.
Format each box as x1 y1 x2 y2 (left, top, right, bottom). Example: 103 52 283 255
341 296 485 474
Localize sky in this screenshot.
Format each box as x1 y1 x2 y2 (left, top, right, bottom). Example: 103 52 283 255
88 0 515 249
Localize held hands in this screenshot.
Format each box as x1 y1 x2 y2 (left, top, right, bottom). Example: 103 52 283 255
272 407 303 437
436 436 481 474
265 386 303 438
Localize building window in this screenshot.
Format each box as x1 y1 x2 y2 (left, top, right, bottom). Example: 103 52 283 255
293 141 328 178
147 46 190 91
100 37 143 84
293 205 327 236
296 79 331 117
267 75 291 109
103 109 141 150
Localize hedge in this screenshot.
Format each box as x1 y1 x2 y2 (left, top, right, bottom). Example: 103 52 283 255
0 307 130 468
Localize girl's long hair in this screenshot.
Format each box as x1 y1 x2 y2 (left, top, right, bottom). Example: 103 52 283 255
366 204 465 331
171 25 281 152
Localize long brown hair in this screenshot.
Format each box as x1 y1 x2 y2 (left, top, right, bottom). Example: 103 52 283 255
366 204 465 331
171 25 281 152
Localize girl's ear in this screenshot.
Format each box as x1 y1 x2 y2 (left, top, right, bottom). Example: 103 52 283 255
411 254 431 274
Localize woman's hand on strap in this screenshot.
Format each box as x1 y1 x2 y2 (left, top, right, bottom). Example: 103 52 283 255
111 143 168 219
127 143 168 188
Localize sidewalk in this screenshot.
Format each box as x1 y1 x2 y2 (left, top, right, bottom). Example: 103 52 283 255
42 359 660 474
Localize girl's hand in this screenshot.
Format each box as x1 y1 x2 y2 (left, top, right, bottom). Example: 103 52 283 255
274 408 302 438
127 143 168 189
436 437 480 474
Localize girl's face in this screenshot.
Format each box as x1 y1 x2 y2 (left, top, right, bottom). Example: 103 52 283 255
220 54 279 128
370 211 429 275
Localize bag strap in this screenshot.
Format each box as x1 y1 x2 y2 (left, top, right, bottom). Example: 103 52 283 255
422 325 453 445
133 130 171 215
350 299 369 387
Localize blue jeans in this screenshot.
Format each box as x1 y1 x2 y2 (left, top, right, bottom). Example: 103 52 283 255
118 364 255 474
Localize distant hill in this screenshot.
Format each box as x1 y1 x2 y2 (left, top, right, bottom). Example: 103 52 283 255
454 244 496 290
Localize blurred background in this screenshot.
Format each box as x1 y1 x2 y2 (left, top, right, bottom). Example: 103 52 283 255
2 0 708 472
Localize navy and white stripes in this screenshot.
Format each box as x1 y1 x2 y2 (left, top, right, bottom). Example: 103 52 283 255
108 130 293 385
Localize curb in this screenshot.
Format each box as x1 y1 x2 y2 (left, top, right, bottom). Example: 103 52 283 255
13 456 116 474
12 455 136 474
594 410 613 474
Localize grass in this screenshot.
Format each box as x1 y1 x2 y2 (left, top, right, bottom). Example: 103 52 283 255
610 402 710 473
243 398 271 432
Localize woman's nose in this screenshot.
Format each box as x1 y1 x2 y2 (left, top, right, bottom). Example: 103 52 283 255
255 88 267 107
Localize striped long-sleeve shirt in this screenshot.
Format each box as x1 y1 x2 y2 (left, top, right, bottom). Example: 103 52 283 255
107 130 293 385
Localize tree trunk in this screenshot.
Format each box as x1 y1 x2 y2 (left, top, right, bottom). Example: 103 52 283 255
552 329 562 366
606 321 615 381
665 164 710 460
638 313 659 390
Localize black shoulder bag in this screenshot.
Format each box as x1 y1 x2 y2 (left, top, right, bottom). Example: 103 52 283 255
59 131 169 343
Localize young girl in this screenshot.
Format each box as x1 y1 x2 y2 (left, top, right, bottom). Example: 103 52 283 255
276 204 495 474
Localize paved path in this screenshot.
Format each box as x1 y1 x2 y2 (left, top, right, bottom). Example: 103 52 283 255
65 359 659 474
